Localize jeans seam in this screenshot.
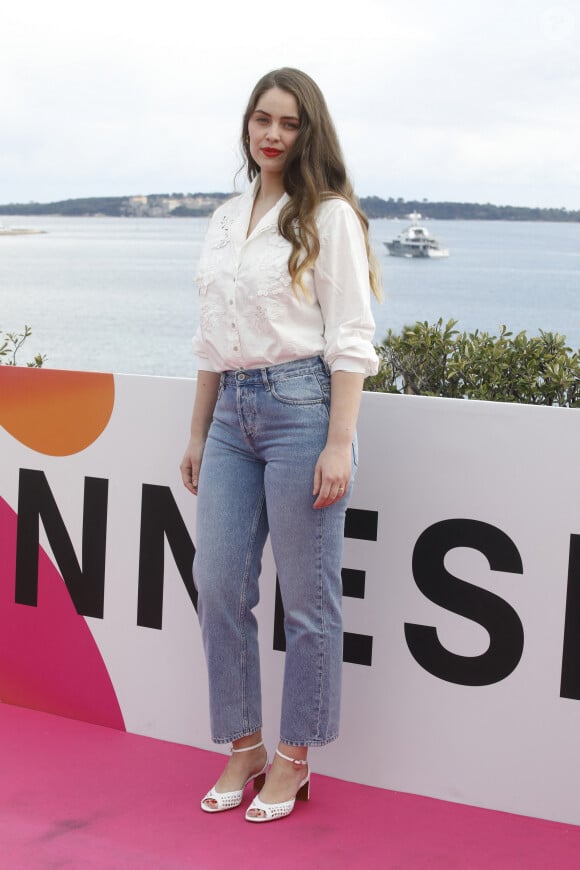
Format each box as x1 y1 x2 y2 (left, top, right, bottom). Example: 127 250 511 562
314 507 325 741
238 483 266 731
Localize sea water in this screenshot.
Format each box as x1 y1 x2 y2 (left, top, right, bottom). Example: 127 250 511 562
1 215 579 377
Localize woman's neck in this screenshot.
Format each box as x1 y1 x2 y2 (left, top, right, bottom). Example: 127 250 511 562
246 174 286 238
255 172 286 206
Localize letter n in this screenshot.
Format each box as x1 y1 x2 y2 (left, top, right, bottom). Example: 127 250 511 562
137 484 197 629
15 468 108 618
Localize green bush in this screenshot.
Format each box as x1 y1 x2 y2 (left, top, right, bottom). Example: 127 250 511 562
366 319 580 407
0 325 45 368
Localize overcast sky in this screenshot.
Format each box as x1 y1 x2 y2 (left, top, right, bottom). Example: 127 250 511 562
1 0 578 208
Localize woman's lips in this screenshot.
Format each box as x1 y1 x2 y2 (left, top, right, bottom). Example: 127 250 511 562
261 147 283 158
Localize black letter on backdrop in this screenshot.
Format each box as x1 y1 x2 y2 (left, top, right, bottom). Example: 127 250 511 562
405 519 524 686
15 468 108 618
560 535 580 700
273 507 378 666
137 484 197 629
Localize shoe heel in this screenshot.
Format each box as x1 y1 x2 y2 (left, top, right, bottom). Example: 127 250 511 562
253 772 266 791
296 778 310 802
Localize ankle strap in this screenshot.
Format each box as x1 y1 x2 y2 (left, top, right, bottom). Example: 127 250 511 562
231 740 264 754
276 748 308 766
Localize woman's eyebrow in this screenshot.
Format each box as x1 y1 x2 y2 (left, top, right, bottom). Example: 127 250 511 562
253 109 300 121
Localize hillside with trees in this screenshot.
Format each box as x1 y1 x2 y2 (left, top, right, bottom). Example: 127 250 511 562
0 193 578 222
358 197 580 222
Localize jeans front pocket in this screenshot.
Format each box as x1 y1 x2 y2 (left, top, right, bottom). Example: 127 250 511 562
270 372 327 406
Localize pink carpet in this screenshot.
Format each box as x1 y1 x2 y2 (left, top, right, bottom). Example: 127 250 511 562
0 702 579 869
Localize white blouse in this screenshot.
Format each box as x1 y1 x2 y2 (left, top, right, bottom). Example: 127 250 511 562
192 178 379 376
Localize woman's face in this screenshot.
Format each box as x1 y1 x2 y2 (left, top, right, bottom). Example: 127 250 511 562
247 87 300 178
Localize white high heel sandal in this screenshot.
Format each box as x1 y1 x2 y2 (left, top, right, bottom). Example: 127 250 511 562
200 740 268 813
245 748 310 823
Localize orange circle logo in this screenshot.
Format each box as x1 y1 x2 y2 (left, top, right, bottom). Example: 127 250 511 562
0 368 115 455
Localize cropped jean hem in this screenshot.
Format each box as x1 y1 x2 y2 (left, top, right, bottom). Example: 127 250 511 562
280 734 339 748
212 725 263 745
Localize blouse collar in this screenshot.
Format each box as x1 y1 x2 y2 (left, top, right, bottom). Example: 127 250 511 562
232 176 290 246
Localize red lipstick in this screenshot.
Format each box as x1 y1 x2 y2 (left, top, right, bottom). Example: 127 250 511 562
261 148 282 158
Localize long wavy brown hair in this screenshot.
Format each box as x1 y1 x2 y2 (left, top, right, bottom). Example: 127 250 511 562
241 68 382 301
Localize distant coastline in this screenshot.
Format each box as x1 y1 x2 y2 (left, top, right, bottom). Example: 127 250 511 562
0 193 578 222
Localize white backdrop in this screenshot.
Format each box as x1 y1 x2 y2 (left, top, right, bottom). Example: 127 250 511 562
2 368 580 825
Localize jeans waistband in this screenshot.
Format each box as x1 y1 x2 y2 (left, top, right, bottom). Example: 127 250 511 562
221 356 329 388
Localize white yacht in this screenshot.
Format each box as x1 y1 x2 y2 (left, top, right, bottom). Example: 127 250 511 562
384 212 449 258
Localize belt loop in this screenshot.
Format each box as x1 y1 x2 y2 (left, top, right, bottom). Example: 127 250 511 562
261 366 271 391
320 355 331 376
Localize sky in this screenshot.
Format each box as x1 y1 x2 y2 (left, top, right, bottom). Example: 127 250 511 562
1 0 579 209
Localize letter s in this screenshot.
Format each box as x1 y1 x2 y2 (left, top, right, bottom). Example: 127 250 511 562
404 519 524 686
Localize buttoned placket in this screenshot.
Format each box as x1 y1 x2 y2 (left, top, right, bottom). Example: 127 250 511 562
227 199 250 360
229 246 238 353
226 185 290 363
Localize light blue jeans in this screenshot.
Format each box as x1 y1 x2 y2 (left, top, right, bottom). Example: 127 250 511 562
193 356 356 747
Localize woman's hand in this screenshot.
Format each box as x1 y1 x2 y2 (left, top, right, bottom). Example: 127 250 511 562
180 435 206 495
312 370 364 509
180 371 221 495
312 443 351 509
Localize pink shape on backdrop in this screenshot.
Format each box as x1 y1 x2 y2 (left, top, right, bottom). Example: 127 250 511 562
0 497 125 730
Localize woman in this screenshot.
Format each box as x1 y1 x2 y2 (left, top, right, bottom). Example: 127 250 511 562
180 67 381 823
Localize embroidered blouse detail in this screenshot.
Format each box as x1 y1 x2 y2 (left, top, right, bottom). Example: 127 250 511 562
214 215 233 249
192 178 379 375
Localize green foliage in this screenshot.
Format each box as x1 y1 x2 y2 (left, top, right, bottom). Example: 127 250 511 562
0 325 45 367
366 319 580 407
